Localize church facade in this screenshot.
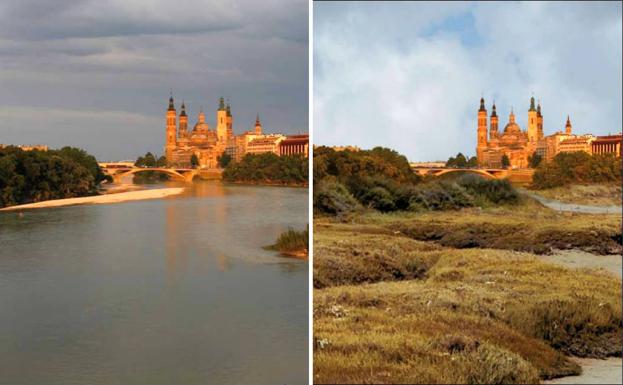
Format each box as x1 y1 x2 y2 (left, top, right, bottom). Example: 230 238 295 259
476 96 592 169
164 95 266 168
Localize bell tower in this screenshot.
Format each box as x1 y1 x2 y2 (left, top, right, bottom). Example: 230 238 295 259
254 114 263 135
565 115 572 135
527 96 538 142
537 101 543 139
179 101 188 138
216 97 227 143
477 97 488 165
490 102 498 140
165 92 177 165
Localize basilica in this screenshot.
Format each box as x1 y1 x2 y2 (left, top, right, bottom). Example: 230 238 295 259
165 95 266 168
476 96 594 169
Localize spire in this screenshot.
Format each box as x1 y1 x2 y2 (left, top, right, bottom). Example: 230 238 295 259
226 102 231 117
218 97 225 111
479 97 486 112
565 115 572 134
537 99 542 116
255 113 261 126
529 95 536 111
168 91 175 111
566 115 571 127
491 101 497 117
180 100 186 117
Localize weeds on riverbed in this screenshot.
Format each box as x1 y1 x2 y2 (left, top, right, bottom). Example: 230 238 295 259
313 218 622 383
265 227 308 256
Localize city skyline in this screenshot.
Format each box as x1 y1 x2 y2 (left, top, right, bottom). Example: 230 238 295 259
0 0 308 161
314 1 622 161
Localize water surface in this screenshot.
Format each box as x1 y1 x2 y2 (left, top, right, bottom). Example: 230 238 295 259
0 182 308 385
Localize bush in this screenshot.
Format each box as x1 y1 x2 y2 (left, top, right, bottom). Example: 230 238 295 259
313 179 360 216
223 153 308 184
532 152 621 189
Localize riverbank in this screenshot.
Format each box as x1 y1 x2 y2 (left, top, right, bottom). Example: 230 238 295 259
544 357 622 384
529 184 621 207
0 187 185 211
224 180 308 188
313 202 622 384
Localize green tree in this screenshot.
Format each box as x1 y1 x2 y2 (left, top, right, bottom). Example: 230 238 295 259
501 154 511 169
217 152 232 168
156 156 167 167
190 154 199 168
528 152 542 168
467 156 479 168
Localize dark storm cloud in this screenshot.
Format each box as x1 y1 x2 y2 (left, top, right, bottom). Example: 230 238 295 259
0 0 308 160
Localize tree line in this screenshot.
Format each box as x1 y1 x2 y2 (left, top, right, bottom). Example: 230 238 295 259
0 146 107 208
314 146 519 216
222 152 308 185
532 152 621 189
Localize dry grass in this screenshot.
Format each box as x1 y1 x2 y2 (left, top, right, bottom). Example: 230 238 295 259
313 206 622 384
355 200 622 255
533 184 622 206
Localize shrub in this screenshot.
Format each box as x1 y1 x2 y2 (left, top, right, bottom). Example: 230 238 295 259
314 179 360 216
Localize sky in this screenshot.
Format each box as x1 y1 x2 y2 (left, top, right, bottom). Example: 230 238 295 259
314 1 622 161
0 0 308 161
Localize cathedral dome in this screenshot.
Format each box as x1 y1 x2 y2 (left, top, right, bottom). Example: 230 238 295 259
504 122 521 133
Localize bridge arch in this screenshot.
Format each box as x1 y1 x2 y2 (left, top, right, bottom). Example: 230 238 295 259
111 168 191 182
430 168 498 179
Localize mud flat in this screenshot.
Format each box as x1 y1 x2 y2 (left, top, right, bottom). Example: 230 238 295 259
540 249 622 278
0 187 185 211
544 357 622 384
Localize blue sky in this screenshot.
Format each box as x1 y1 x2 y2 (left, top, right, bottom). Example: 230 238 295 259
314 1 622 161
0 0 308 160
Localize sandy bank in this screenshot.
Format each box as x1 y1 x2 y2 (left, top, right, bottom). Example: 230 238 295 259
544 357 622 384
0 187 186 211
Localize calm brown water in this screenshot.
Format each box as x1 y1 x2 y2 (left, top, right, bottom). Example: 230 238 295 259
0 182 308 385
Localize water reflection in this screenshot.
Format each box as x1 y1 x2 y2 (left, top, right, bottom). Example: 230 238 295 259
0 181 308 385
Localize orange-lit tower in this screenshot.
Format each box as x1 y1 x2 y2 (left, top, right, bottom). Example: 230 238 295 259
536 100 543 139
216 97 227 143
527 96 538 142
178 101 188 138
565 115 572 135
489 102 498 139
165 93 177 164
476 97 488 165
254 114 263 135
226 102 233 139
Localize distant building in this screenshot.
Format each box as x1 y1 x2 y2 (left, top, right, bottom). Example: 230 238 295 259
477 95 603 168
330 145 361 152
279 134 309 157
0 144 48 152
591 134 622 157
246 134 285 155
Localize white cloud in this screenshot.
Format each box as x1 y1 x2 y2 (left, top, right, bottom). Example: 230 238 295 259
314 1 622 161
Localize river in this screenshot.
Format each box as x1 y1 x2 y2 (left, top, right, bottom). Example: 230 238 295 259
0 181 308 385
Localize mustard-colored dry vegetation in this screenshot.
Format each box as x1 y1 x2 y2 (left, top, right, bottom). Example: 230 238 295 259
313 202 622 384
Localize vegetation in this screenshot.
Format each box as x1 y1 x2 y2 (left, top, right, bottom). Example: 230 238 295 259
190 154 199 168
528 152 542 168
314 212 622 384
0 146 105 208
501 154 511 169
445 152 478 168
314 146 519 215
532 152 621 189
135 152 166 168
133 152 169 182
217 152 231 168
265 228 309 258
222 153 308 185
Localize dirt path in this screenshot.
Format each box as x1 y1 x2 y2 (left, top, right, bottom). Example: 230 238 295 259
521 190 622 214
544 357 622 384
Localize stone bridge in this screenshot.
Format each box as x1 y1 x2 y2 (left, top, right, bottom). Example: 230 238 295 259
410 165 535 183
99 163 199 183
